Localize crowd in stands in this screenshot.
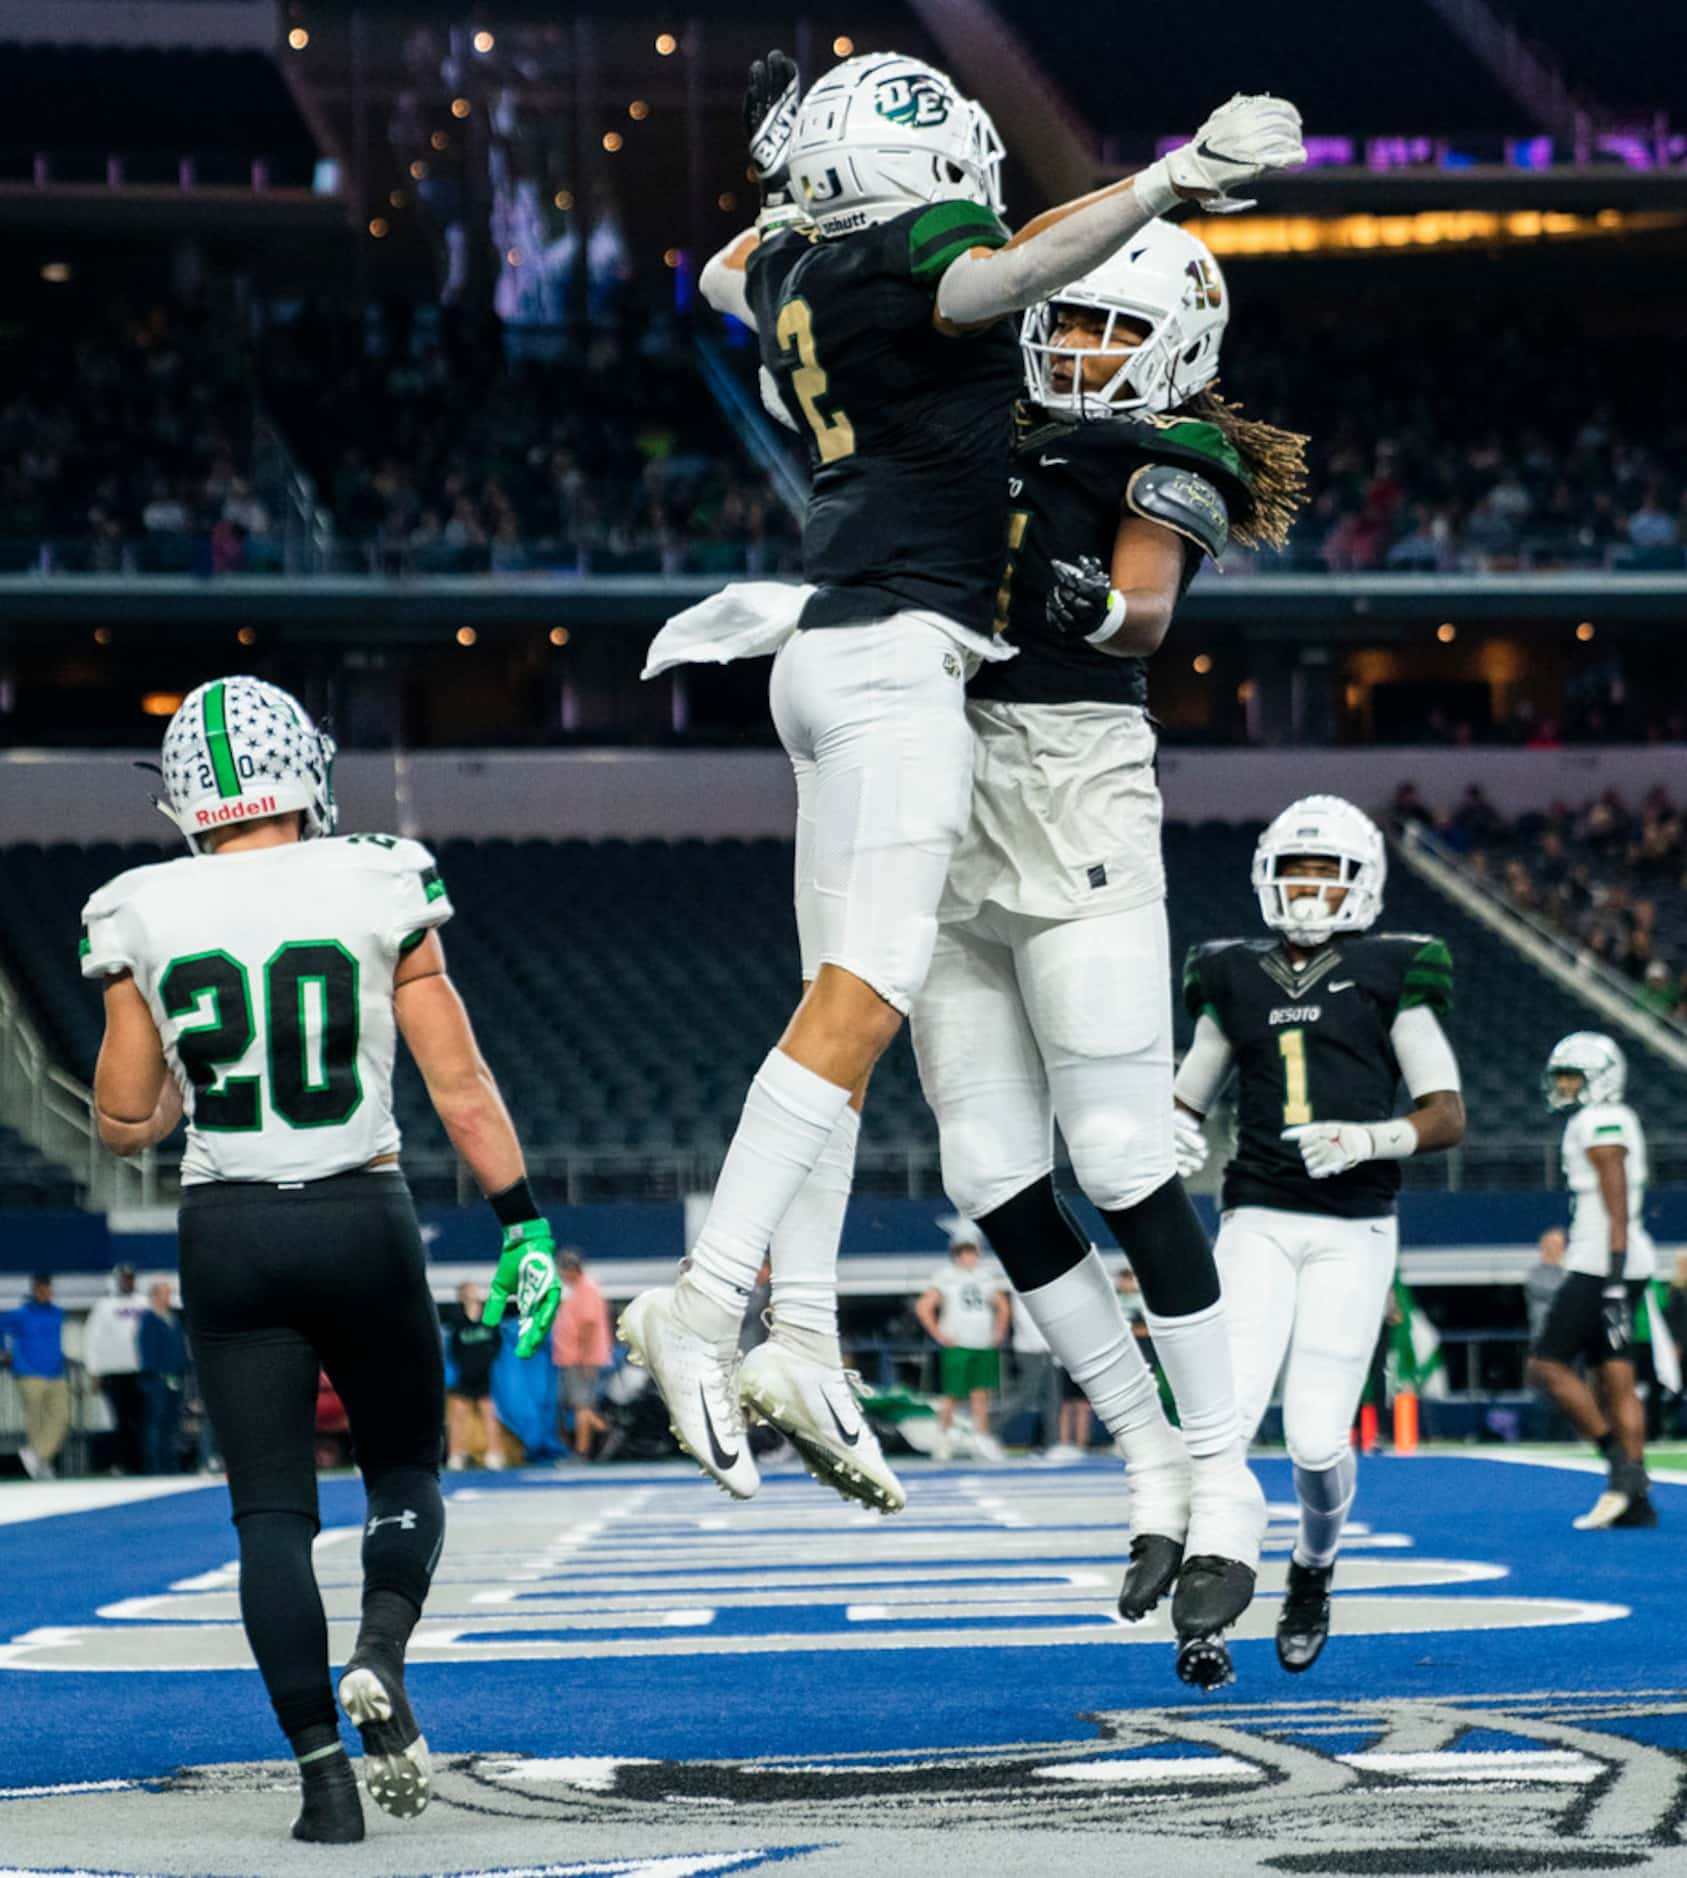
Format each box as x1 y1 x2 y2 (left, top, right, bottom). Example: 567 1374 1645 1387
0 302 278 575
1394 780 1687 1021
255 302 797 577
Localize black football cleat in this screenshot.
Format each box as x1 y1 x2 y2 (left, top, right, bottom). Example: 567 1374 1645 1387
290 1749 365 1844
1176 1634 1235 1690
1118 1533 1184 1621
1611 1495 1658 1528
339 1649 431 1819
1276 1559 1334 1674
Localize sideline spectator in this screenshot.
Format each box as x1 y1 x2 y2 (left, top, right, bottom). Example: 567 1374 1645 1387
137 1281 188 1475
916 1226 1010 1463
1001 1292 1060 1457
84 1263 146 1474
446 1280 504 1471
552 1250 611 1459
0 1274 68 1479
1524 1228 1569 1348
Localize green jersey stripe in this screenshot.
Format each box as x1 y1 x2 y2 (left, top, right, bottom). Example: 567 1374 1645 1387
78 931 91 959
908 200 1005 249
911 231 1008 283
202 681 242 799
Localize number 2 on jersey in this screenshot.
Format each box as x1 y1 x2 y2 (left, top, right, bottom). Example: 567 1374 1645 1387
1278 1027 1313 1126
162 942 361 1133
775 297 856 464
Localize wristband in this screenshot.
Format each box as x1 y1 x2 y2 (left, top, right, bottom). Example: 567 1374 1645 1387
1368 1118 1419 1162
1131 161 1179 220
1085 588 1127 647
490 1177 541 1228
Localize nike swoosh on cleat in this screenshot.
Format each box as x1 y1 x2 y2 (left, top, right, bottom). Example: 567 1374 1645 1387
822 1392 862 1448
697 1387 740 1472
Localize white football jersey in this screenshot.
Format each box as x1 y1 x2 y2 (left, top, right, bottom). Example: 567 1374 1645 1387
1561 1101 1654 1280
81 836 452 1186
926 1262 1003 1350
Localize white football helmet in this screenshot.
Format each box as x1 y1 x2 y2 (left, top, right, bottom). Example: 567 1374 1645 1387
1253 795 1386 947
1544 1032 1627 1111
788 53 997 237
1021 220 1228 418
159 676 337 852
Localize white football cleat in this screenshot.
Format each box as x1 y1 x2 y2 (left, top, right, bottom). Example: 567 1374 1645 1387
619 1287 759 1499
1573 1488 1631 1530
738 1340 906 1514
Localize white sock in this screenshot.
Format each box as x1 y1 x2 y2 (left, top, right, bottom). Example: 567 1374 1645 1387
1019 1251 1184 1471
1144 1298 1244 1463
769 1103 861 1365
675 1048 852 1343
1292 1450 1357 1569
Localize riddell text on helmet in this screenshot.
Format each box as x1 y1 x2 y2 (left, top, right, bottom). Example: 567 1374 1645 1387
194 794 278 827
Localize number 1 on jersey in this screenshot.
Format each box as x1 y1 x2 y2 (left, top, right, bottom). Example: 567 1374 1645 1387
775 297 856 464
1278 1027 1313 1126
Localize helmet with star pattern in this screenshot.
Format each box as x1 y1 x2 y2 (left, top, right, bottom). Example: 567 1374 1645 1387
159 676 337 852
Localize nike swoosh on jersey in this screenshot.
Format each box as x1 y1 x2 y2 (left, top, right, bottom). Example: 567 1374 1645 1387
1040 455 1069 467
698 1386 740 1471
823 1390 863 1448
1329 980 1356 992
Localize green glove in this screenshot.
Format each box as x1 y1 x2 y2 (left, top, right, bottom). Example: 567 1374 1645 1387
484 1219 562 1359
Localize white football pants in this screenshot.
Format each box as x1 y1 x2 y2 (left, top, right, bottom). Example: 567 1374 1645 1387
774 616 975 1015
1215 1205 1399 1472
910 898 1176 1218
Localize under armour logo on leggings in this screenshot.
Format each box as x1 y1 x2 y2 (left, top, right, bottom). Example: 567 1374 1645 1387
366 1510 419 1536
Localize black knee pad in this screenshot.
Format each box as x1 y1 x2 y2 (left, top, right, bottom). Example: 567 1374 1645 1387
1100 1176 1220 1318
977 1174 1090 1294
361 1464 446 1611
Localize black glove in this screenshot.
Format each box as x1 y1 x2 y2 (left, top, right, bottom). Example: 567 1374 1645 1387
744 50 800 198
1600 1282 1631 1355
1047 554 1119 642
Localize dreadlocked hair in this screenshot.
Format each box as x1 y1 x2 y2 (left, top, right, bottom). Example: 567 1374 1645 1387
1182 386 1309 552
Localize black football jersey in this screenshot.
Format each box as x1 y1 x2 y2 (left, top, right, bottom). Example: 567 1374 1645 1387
1184 932 1454 1220
970 410 1255 710
746 203 1020 636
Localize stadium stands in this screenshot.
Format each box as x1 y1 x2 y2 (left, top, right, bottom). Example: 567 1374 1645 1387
5 824 1682 1208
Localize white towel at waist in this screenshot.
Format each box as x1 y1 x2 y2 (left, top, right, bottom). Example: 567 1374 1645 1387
642 582 814 679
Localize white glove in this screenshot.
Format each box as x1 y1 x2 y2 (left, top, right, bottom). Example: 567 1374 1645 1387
1282 1122 1375 1180
1146 93 1306 215
1173 1109 1210 1179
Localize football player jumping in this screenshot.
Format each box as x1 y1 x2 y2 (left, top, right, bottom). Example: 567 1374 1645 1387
1174 798 1466 1676
1530 1032 1659 1531
627 47 1305 1511
911 224 1310 1683
82 679 560 1843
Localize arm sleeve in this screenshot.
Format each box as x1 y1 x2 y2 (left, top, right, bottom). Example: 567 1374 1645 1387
700 236 756 326
935 181 1156 328
1174 1012 1235 1115
386 840 454 957
1390 1004 1462 1099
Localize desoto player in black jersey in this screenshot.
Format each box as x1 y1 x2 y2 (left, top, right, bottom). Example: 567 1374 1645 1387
82 678 560 1844
911 224 1309 1684
1175 796 1465 1676
629 47 1305 1513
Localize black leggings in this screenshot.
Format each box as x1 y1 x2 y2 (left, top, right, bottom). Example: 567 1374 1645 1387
179 1171 446 1740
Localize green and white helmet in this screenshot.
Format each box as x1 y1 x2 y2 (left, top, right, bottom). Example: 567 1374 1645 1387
1544 1031 1626 1111
159 677 337 852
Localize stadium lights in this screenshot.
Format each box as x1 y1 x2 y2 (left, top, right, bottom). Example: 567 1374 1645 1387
655 32 677 55
237 627 258 647
1437 622 1458 643
451 97 471 119
368 217 389 238
1185 208 1682 259
629 100 650 121
833 35 855 56
473 30 494 53
287 27 309 51
389 189 407 209
431 131 449 151
457 628 478 647
1577 621 1597 642
554 189 574 210
141 692 184 718
93 628 113 646
549 627 570 647
506 247 523 267
603 132 624 153
1192 653 1214 675
663 248 682 268
410 160 429 180
717 191 737 212
39 262 71 283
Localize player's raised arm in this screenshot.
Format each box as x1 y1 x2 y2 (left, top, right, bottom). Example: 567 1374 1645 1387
699 50 808 328
934 95 1305 330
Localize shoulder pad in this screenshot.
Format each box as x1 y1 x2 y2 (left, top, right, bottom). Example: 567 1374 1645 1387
906 201 1009 286
1125 461 1230 559
343 831 437 871
1391 934 1453 1014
